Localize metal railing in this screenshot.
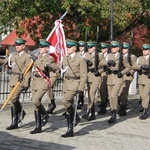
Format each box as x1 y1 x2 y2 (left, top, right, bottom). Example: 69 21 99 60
0 65 63 102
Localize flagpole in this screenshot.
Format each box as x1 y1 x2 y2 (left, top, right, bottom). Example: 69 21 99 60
59 11 68 20
46 11 68 41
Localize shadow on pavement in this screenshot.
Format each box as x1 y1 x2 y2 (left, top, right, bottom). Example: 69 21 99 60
0 131 75 150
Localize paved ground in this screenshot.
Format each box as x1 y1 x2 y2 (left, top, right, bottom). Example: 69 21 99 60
0 94 150 150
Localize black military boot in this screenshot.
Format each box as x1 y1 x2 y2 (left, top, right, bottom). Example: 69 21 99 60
13 101 26 123
139 106 144 112
88 106 96 121
82 108 91 120
77 93 84 110
6 107 18 130
37 104 49 126
117 105 126 116
108 110 117 123
61 114 74 138
67 105 81 126
139 108 148 120
97 102 106 115
30 111 42 134
47 99 56 114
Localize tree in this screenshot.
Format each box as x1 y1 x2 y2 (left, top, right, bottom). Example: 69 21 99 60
0 0 149 50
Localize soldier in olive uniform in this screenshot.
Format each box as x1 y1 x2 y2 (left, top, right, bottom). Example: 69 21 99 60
76 40 87 109
30 39 54 134
61 39 87 138
82 41 103 121
6 38 32 130
98 42 109 115
118 42 137 116
132 44 150 119
100 41 131 123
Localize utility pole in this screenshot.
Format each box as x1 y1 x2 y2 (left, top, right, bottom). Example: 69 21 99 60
110 0 114 41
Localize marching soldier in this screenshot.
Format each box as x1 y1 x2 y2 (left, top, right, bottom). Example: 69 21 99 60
98 42 109 115
82 41 103 121
76 40 87 109
100 41 131 123
61 39 87 138
30 39 54 134
118 42 137 116
6 37 32 130
132 43 150 119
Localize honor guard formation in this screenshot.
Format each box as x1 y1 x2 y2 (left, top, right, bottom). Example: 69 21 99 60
0 37 150 138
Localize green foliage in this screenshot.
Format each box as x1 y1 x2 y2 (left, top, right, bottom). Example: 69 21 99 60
0 0 149 46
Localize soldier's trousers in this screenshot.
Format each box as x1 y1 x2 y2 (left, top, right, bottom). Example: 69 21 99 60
61 90 77 110
47 76 57 103
119 80 132 105
100 75 108 103
87 81 100 109
32 89 47 111
107 84 122 110
139 84 150 108
9 85 24 106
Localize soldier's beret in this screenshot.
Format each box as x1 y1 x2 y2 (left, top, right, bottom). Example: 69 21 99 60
142 44 150 50
78 41 86 46
66 39 78 47
15 37 26 45
101 42 109 48
111 41 120 47
123 42 129 49
39 39 50 47
87 41 96 47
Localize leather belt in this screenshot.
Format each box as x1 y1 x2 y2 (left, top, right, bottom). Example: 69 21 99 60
65 76 80 80
103 66 107 72
111 70 118 75
138 70 148 75
88 68 95 73
12 72 21 75
34 74 41 78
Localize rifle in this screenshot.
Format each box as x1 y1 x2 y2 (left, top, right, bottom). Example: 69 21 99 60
148 54 150 79
84 29 88 53
94 26 99 72
118 32 125 75
128 30 133 66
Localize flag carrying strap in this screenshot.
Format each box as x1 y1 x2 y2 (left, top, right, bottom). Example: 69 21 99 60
35 66 51 95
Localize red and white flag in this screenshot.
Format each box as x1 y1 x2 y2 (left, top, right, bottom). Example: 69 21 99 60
46 12 67 63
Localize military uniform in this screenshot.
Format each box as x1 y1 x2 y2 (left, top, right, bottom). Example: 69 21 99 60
61 39 87 138
82 41 103 121
30 39 54 134
98 42 109 115
76 40 87 109
132 44 150 119
100 41 131 123
6 38 32 130
118 42 137 116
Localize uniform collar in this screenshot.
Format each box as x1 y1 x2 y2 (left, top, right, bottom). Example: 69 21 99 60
69 52 76 58
17 51 24 56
